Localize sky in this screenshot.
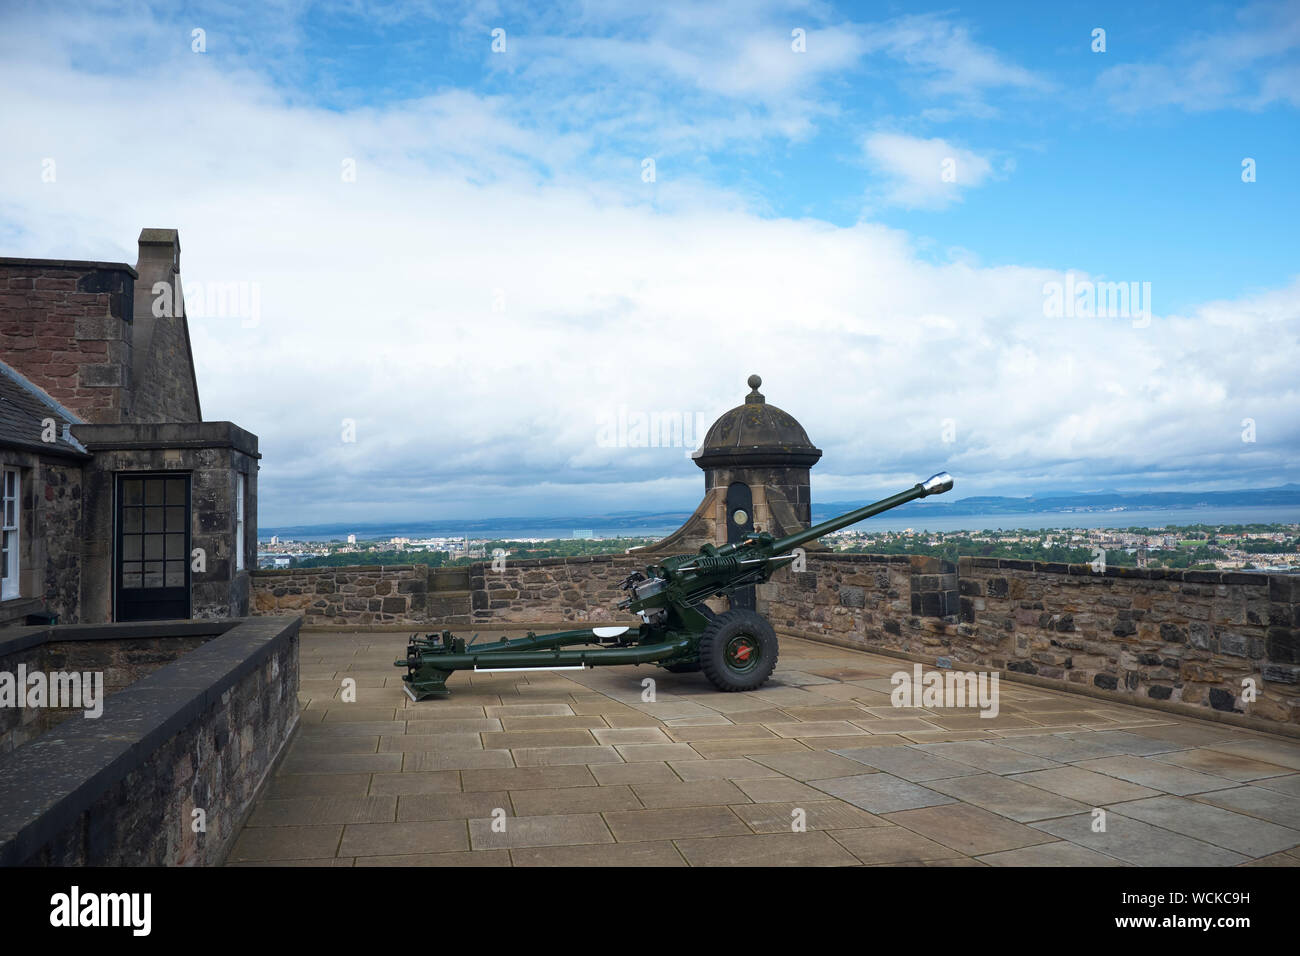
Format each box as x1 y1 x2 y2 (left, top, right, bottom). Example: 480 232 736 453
1 0 1297 526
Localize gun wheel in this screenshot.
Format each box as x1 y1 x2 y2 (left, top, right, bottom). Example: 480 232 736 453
699 609 778 692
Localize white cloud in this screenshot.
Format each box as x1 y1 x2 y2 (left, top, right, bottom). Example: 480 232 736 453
1097 0 1300 112
0 4 1296 526
862 132 995 208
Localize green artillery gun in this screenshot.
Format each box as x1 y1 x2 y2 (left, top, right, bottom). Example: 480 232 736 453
397 472 953 700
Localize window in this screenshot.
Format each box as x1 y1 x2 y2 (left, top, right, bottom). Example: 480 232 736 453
120 476 188 589
235 473 245 571
2 468 19 600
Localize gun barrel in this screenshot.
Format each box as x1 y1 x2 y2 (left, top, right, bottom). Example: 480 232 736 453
762 472 954 555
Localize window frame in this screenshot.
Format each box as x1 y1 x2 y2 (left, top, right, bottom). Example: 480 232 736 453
235 472 245 572
2 467 20 601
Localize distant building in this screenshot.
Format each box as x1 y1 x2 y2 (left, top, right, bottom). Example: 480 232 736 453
347 533 356 544
0 229 259 625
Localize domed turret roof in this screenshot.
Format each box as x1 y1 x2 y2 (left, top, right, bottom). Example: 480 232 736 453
692 374 823 470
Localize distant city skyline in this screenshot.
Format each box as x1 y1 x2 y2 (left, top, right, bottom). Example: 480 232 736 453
2 1 1297 526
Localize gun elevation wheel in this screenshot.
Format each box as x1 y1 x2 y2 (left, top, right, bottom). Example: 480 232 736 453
698 609 778 692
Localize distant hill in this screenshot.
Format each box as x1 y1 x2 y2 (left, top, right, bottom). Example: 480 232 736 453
811 484 1300 521
263 485 1300 539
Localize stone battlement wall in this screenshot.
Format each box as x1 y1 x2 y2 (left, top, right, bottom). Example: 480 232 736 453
250 553 1300 726
759 554 1300 726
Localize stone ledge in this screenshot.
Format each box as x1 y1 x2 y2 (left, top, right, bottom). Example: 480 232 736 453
0 615 300 866
0 258 138 278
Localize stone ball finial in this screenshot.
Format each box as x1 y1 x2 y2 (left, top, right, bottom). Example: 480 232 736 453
745 374 764 404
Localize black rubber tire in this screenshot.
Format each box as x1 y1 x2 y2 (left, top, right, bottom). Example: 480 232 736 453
698 609 778 692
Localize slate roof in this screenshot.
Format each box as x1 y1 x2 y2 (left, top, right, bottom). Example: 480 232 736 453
0 359 89 458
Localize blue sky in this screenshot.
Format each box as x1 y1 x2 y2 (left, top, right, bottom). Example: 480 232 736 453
1 0 1297 524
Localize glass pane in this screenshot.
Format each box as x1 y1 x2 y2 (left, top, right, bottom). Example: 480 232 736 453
123 536 142 560
6 471 16 495
122 561 141 588
122 479 142 506
3 501 12 526
143 562 163 588
123 508 142 533
165 533 184 559
144 535 164 560
165 479 185 505
145 510 164 533
165 562 185 587
145 481 163 505
165 506 185 532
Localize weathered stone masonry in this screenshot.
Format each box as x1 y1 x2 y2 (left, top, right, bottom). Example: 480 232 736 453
759 554 1300 726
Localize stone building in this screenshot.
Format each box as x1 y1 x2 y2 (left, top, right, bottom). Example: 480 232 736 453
646 374 823 553
0 229 258 625
634 374 825 609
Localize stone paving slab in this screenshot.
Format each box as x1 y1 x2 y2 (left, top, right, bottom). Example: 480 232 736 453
674 831 859 866
827 826 963 864
1031 813 1249 866
369 771 462 795
667 757 782 781
1005 766 1162 804
1072 755 1240 796
339 820 469 856
403 750 515 771
924 773 1091 822
1189 786 1300 830
1105 795 1300 857
590 762 679 785
509 842 687 866
1254 774 1300 797
730 801 889 833
354 850 511 867
732 776 827 803
631 779 751 809
248 796 397 827
232 629 1300 866
751 750 880 781
511 745 625 767
604 806 753 842
265 772 373 797
883 803 1059 856
976 843 1131 866
1205 739 1300 771
461 766 597 791
1147 748 1296 782
469 813 615 850
509 785 643 815
830 746 984 782
396 791 512 822
809 773 959 813
913 740 1063 775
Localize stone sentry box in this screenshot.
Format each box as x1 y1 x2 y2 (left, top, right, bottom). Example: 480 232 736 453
0 616 300 866
73 422 259 620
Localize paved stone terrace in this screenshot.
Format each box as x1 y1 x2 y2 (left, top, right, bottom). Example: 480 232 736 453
228 629 1300 866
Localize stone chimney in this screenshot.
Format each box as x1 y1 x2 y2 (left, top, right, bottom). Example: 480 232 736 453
129 229 202 422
